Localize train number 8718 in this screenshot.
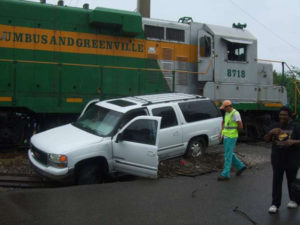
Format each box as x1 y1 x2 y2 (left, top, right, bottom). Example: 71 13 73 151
227 69 246 78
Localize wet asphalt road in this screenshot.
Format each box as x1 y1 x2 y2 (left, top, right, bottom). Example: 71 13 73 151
0 163 299 225
0 143 299 225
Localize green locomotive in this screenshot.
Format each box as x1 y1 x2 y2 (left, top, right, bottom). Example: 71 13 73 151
0 0 287 146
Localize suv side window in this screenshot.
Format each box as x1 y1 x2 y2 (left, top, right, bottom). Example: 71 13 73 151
178 100 221 123
119 109 148 128
152 107 178 129
122 119 157 145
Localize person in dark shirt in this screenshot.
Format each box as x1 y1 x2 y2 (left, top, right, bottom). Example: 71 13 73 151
264 106 300 214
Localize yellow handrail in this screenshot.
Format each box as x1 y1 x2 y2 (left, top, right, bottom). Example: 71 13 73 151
0 55 216 75
294 81 300 116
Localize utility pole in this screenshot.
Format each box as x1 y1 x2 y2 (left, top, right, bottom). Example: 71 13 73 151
137 0 150 18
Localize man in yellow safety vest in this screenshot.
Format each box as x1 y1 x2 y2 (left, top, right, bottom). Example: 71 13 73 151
218 100 246 181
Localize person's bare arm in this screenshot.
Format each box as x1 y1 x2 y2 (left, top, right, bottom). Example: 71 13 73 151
264 128 281 142
219 121 224 142
278 139 300 147
237 120 243 131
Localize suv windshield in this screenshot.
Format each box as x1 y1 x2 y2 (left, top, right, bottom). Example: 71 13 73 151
73 104 123 136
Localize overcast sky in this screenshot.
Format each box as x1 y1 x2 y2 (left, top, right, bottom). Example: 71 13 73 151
29 0 300 72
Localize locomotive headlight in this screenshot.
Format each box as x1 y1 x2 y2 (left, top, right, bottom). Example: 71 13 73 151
48 153 68 168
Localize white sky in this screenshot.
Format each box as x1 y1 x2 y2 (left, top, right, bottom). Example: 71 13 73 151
29 0 300 72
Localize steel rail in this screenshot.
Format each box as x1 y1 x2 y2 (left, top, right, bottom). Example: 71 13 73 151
0 174 58 188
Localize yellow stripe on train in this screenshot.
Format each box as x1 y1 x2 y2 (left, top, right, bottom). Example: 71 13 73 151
0 24 197 63
264 103 283 107
66 98 83 103
0 97 12 102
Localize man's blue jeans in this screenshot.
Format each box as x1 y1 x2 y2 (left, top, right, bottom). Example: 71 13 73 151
221 137 245 178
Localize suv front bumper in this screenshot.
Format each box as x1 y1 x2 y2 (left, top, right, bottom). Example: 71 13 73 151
28 150 74 181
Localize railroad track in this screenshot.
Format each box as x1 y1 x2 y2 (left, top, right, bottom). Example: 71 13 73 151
0 174 59 188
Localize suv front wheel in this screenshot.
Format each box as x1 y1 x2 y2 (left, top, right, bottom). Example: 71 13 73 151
185 137 207 158
76 163 103 185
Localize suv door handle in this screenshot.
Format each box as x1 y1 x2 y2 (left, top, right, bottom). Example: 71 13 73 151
173 131 179 136
147 151 155 157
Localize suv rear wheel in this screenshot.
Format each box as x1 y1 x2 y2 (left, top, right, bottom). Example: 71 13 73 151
185 137 206 158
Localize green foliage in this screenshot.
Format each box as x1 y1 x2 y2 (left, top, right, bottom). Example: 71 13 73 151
273 66 300 114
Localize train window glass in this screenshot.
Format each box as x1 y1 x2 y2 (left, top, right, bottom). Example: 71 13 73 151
199 36 211 57
166 28 185 42
178 100 221 123
144 25 164 39
152 107 178 129
227 43 246 61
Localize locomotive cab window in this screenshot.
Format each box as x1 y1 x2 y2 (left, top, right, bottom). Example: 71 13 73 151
199 36 211 57
227 42 247 62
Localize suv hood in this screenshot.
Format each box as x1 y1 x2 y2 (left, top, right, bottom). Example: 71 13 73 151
31 124 103 154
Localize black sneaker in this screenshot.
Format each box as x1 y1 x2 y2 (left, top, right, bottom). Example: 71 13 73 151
236 167 246 176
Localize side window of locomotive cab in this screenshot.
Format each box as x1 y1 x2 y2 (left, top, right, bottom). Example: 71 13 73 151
227 43 246 62
199 36 211 57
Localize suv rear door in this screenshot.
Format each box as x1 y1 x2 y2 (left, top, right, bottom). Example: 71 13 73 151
149 105 184 160
112 116 161 179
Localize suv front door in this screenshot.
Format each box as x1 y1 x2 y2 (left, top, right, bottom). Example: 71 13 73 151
112 116 161 179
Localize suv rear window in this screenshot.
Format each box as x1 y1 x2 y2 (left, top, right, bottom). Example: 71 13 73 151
178 100 221 123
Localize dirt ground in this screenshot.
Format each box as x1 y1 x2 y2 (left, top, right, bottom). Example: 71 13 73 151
159 142 271 178
0 142 271 178
0 151 36 176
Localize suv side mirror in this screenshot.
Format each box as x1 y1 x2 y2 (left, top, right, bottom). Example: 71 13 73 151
116 133 123 143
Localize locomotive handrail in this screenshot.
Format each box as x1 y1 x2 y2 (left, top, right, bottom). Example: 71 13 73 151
257 59 300 117
280 62 299 116
0 55 215 75
256 58 284 64
284 62 298 77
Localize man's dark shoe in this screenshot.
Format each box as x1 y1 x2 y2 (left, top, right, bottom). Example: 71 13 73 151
236 167 246 176
217 175 230 181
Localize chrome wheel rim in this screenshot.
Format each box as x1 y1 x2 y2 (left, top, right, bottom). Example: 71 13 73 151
190 142 203 158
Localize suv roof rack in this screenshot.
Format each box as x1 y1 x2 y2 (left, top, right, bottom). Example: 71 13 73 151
125 93 204 106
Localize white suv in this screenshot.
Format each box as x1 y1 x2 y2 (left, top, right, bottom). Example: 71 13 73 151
28 93 222 184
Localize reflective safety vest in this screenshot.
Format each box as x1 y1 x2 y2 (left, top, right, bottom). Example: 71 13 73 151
222 109 239 138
